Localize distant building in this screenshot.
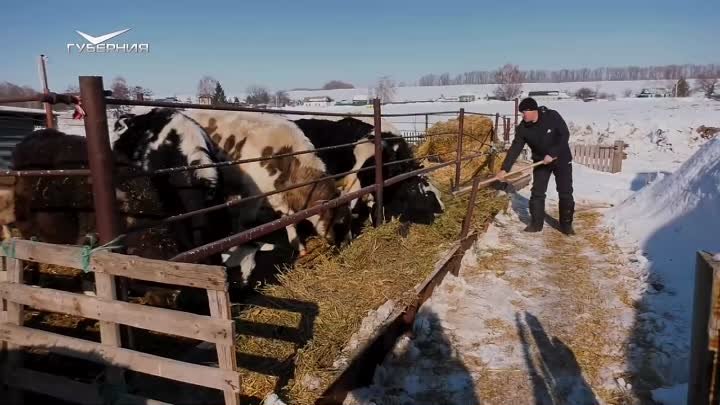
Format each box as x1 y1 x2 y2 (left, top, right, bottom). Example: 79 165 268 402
527 90 572 100
458 94 476 102
351 95 370 106
0 106 58 168
637 88 670 98
303 96 334 107
198 95 212 105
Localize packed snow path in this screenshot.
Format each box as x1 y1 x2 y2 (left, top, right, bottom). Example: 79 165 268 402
345 192 647 405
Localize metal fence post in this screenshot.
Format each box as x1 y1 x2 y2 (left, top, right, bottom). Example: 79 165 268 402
460 176 481 238
39 54 54 129
494 113 500 143
514 97 519 127
372 98 384 227
454 108 465 191
79 76 128 386
425 114 429 132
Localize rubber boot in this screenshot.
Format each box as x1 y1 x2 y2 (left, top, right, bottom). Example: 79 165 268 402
524 199 545 232
559 199 575 236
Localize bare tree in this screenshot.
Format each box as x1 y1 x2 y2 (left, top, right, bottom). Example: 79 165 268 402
110 76 130 99
197 75 218 99
375 76 396 103
131 85 153 100
695 74 718 98
575 87 595 99
675 77 690 97
493 64 524 101
439 73 451 86
273 90 290 107
246 85 271 105
65 84 80 95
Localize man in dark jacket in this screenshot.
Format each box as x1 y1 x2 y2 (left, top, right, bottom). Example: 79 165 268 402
496 97 575 235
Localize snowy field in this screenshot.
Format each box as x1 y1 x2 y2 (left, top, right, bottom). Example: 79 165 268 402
286 79 698 104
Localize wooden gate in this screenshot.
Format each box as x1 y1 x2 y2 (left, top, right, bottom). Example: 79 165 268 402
0 238 241 405
570 140 627 173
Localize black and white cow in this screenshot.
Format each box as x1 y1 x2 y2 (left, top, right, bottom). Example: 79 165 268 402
290 116 445 235
112 107 232 258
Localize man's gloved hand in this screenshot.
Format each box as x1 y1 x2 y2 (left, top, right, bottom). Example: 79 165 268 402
495 170 507 181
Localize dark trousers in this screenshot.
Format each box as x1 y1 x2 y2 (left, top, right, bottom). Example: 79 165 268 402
530 161 575 224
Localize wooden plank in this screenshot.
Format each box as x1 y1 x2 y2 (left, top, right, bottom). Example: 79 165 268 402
93 271 125 388
207 290 241 405
4 257 25 405
0 283 234 345
6 367 172 405
0 324 241 392
591 145 599 170
611 140 624 173
0 239 83 269
92 251 227 290
0 240 227 291
688 251 717 405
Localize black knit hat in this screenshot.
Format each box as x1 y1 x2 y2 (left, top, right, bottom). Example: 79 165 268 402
518 97 538 112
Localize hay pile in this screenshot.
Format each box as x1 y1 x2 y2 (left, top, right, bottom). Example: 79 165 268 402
416 115 498 188
234 181 509 404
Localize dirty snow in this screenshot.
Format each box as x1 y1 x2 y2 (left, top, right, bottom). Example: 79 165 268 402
345 196 644 404
341 98 719 404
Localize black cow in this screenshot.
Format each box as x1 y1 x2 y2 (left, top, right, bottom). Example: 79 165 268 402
291 117 445 235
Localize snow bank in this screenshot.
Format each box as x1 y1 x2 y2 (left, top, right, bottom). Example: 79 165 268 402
604 138 720 387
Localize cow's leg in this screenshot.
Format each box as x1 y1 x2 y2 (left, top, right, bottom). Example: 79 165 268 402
286 223 306 257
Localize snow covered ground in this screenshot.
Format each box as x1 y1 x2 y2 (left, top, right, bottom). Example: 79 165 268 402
340 97 719 404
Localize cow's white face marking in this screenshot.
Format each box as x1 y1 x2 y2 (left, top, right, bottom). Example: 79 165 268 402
145 112 218 188
392 143 400 152
115 118 129 135
222 243 275 286
418 177 444 213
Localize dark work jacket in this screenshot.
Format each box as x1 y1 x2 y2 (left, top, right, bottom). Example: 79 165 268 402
500 106 572 172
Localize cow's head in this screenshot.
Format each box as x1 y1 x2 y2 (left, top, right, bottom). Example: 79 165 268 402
111 107 220 192
383 174 444 224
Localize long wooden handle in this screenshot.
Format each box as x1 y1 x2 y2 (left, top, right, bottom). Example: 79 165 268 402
452 160 546 196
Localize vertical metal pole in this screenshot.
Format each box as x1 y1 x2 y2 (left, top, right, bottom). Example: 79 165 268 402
372 98 384 227
454 108 465 191
79 76 128 386
460 176 481 238
494 113 500 143
80 76 120 246
514 97 519 127
39 55 54 129
424 114 428 132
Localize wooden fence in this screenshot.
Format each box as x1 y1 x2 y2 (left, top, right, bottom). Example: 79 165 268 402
570 140 627 173
688 251 720 405
0 238 241 405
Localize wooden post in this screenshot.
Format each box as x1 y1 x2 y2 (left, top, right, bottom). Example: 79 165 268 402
424 114 428 132
688 251 720 405
611 140 625 173
3 254 25 405
453 109 465 192
207 290 240 405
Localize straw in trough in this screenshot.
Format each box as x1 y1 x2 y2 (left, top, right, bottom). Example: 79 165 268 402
233 180 509 404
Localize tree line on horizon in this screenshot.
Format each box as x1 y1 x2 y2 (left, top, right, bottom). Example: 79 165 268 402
417 63 720 87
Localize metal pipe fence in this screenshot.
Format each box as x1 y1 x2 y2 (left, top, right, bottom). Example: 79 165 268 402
0 76 509 265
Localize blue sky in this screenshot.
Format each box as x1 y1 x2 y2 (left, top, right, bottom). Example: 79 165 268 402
1 0 717 97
